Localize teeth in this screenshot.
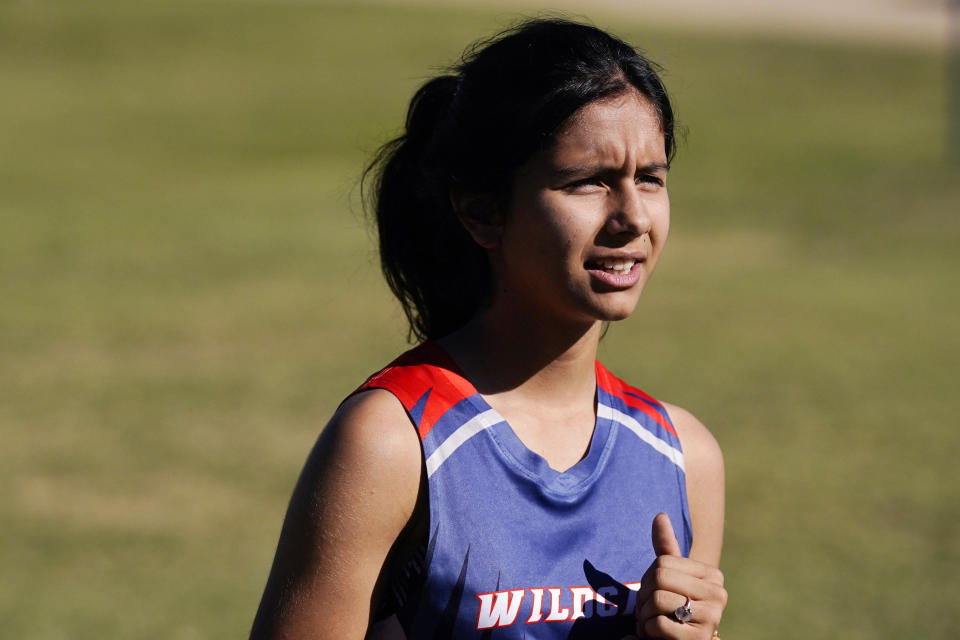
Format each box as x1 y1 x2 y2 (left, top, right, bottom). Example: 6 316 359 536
599 259 635 275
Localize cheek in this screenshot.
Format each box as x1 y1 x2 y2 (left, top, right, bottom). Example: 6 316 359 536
499 210 566 274
512 199 582 256
652 196 670 247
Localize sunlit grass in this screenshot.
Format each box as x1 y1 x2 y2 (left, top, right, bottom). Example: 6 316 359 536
1 2 956 638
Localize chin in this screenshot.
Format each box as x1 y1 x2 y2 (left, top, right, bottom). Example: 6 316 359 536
599 308 635 322
590 299 641 323
604 292 644 320
564 290 642 326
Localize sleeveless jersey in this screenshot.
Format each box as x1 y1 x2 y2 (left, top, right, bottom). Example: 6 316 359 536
357 342 692 639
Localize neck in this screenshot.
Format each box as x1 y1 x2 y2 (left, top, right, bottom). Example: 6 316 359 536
439 303 602 403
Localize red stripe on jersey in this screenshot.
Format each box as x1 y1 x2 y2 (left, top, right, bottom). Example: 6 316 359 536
595 362 678 438
357 342 475 440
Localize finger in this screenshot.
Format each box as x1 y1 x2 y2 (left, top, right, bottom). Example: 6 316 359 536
645 554 726 586
651 512 681 557
636 513 681 607
643 607 723 640
636 554 711 606
636 587 726 636
636 589 688 627
640 565 727 604
643 614 699 639
635 565 717 620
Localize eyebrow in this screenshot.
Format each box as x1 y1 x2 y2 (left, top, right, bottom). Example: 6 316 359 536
552 161 671 178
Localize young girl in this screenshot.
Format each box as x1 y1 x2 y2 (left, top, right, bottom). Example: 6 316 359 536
251 18 726 640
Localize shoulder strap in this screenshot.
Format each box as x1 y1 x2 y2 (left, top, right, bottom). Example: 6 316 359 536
595 361 677 438
356 342 476 439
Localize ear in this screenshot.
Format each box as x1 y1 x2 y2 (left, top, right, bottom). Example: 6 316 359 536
450 188 503 250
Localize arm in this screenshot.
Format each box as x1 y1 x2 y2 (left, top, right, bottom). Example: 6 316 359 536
633 404 726 639
664 402 725 566
249 389 423 640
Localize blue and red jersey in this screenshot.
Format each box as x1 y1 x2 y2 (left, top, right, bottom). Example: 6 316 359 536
356 342 692 639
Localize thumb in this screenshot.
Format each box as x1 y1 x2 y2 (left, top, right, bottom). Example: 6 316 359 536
651 512 681 557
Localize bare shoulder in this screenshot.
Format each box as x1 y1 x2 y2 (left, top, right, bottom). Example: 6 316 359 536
326 388 423 476
250 389 422 639
306 388 424 550
661 402 723 471
661 402 725 566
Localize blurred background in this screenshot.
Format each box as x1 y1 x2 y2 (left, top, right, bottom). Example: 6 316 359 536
1 1 956 638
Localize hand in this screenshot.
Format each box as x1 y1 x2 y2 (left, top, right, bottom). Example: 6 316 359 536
634 513 727 639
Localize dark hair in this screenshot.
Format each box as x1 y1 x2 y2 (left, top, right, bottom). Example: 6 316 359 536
363 18 677 342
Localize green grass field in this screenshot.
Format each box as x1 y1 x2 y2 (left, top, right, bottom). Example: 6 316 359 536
1 2 957 638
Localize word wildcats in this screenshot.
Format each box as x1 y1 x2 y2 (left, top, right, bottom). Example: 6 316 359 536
474 582 642 630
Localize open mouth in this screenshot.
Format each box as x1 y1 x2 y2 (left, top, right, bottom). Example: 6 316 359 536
585 258 638 276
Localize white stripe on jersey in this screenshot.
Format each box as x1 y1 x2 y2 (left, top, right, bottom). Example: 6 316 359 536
425 408 504 478
426 404 683 477
597 403 685 472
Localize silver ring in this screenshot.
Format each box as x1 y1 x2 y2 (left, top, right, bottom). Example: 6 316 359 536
674 596 693 623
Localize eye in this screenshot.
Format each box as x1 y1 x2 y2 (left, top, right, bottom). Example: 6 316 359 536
564 177 605 193
636 173 665 189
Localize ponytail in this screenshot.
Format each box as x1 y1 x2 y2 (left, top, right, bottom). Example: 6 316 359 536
363 75 490 342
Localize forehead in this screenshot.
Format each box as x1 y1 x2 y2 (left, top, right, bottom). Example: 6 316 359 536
546 91 666 164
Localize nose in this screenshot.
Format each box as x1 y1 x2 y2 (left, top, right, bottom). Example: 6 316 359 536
604 184 651 237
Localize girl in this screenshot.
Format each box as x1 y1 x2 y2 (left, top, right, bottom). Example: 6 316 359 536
251 18 726 640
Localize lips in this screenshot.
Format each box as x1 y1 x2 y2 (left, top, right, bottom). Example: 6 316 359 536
585 256 644 289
